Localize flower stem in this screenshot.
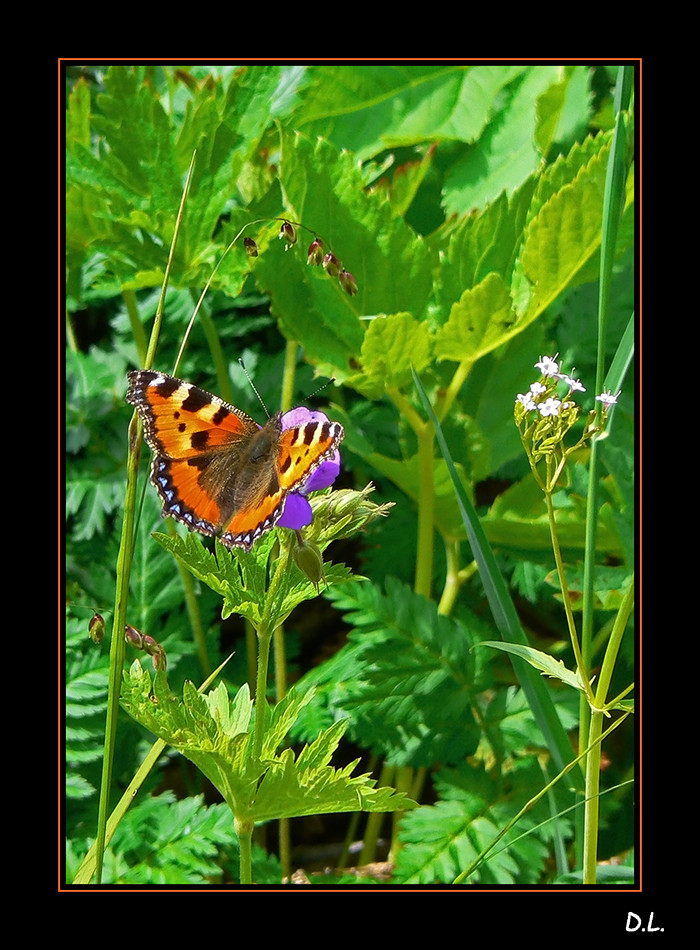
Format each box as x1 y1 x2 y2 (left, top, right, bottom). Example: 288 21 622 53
582 710 604 883
544 490 592 699
252 542 292 761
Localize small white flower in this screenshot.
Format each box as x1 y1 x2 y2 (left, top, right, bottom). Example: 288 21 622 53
530 381 547 395
596 390 621 408
517 391 538 411
558 373 586 393
535 354 560 377
538 397 562 417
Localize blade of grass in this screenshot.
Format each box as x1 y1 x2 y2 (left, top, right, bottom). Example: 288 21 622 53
92 151 197 885
578 65 634 877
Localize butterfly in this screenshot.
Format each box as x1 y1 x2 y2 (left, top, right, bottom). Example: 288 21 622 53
126 370 344 552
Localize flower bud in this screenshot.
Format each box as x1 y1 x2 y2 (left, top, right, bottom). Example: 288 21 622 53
125 624 167 671
310 483 394 540
322 252 341 277
292 537 325 591
243 237 258 257
141 634 160 656
89 612 105 644
124 624 145 649
279 220 297 246
338 269 358 296
307 238 325 265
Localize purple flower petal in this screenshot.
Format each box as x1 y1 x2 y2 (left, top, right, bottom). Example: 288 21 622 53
277 492 313 529
302 454 341 493
281 407 331 429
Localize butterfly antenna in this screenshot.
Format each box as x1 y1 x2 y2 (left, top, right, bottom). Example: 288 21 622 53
238 359 270 418
304 377 337 402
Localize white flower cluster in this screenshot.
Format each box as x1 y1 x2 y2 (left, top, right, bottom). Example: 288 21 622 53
516 355 620 417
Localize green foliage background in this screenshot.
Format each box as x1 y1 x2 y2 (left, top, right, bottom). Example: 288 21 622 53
65 62 635 887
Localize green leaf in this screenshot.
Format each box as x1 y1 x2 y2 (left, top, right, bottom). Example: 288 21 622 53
120 664 415 824
66 65 284 296
434 272 518 363
109 793 244 885
442 65 570 215
152 529 354 627
295 63 526 161
360 312 432 396
251 130 436 377
477 641 587 693
517 132 614 318
394 761 559 885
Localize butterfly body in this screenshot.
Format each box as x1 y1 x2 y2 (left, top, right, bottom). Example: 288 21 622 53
126 370 344 551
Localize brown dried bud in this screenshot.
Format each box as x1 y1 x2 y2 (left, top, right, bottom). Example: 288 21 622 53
338 269 358 296
125 624 167 671
323 252 342 277
307 238 325 265
89 613 105 644
124 624 144 649
243 237 258 257
279 220 297 246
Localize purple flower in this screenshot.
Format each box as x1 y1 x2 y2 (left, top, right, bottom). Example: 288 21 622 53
276 408 343 531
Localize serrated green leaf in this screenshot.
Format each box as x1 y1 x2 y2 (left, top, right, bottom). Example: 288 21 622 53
360 312 432 395
206 681 253 738
152 527 354 629
252 726 414 823
518 133 613 318
442 66 561 216
252 130 436 378
120 663 414 825
296 63 526 161
394 760 560 885
434 272 518 362
66 65 284 297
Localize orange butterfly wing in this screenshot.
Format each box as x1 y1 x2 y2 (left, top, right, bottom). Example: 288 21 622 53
127 370 259 539
127 370 344 551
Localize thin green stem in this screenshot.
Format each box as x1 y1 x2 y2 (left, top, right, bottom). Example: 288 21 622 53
361 762 394 864
123 288 148 365
252 543 292 761
253 627 273 762
173 539 211 676
577 67 632 870
387 386 425 434
386 386 435 599
438 539 462 616
281 339 297 412
435 357 473 423
186 291 231 402
414 424 435 599
595 579 634 711
582 582 633 884
544 490 591 698
582 711 604 884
